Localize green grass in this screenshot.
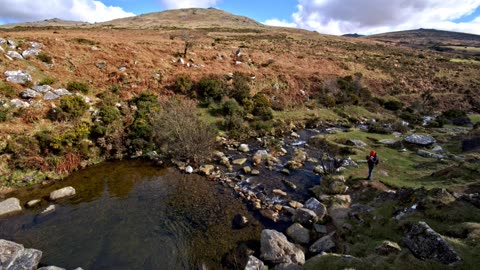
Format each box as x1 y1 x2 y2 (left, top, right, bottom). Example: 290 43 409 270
450 58 480 65
468 114 480 124
272 107 341 122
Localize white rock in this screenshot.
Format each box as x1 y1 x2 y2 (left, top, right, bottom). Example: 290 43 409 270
10 99 30 108
26 199 41 208
0 198 22 216
7 51 23 60
185 166 193 174
22 48 41 59
43 91 60 101
53 88 71 96
39 204 56 216
4 70 32 84
28 41 42 49
49 186 76 200
238 144 250 152
33 85 53 93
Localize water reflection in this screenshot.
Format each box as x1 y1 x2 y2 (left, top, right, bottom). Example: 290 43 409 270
0 161 261 270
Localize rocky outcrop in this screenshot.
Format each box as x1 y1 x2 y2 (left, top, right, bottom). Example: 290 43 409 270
404 221 461 265
417 149 443 159
20 89 41 99
7 51 23 60
4 70 32 84
10 99 30 108
0 239 42 270
244 255 265 270
404 135 436 146
260 229 305 265
0 198 22 217
309 232 336 254
346 139 367 148
286 223 310 245
49 186 76 200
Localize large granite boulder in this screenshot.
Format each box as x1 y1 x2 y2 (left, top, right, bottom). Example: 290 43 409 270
0 198 22 217
7 51 23 60
286 223 310 245
260 229 305 265
20 89 40 99
404 135 436 146
244 255 265 270
49 186 76 200
0 239 42 269
10 99 30 108
346 139 367 148
404 221 461 265
22 48 41 59
4 70 31 84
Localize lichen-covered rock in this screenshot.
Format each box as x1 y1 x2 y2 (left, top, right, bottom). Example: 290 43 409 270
10 99 30 108
20 88 40 99
43 91 60 101
0 198 22 217
49 186 76 200
38 266 66 270
22 48 41 59
260 229 305 265
404 221 461 265
273 263 302 270
53 88 72 97
404 134 436 146
286 223 310 244
417 149 444 159
4 70 31 84
33 85 53 93
346 139 367 148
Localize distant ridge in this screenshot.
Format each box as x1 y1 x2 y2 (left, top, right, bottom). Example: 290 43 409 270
343 33 364 38
369 28 480 42
0 18 90 28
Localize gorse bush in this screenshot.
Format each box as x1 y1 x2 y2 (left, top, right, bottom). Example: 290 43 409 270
99 105 121 125
384 100 404 111
252 93 273 120
49 96 89 121
197 76 226 103
172 76 193 94
66 81 89 94
231 72 251 103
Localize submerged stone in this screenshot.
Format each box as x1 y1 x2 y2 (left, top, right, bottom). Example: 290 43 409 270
49 186 76 200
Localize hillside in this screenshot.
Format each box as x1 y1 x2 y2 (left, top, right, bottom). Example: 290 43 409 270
0 18 91 29
99 8 266 30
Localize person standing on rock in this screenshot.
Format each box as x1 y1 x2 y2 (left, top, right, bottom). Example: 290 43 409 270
366 150 379 180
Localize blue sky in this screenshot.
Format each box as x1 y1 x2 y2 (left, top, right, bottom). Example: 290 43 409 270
1 0 480 35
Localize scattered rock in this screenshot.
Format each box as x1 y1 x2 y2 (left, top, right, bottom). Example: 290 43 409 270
294 208 318 226
49 186 76 200
232 214 249 229
288 201 304 209
20 88 40 99
404 134 436 146
346 139 367 148
22 48 41 59
309 232 336 254
286 223 310 244
7 51 23 60
242 166 252 174
244 255 265 270
39 204 56 216
185 165 193 174
251 170 260 175
4 70 32 84
32 85 53 93
43 91 60 101
0 198 22 217
0 239 42 270
199 165 215 175
313 224 327 234
375 240 402 255
260 229 305 265
10 99 30 108
378 139 403 148
96 60 107 70
238 144 250 152
313 165 324 174
233 158 247 166
404 221 461 265
281 169 290 175
38 266 66 270
26 199 41 208
260 209 279 222
304 197 327 220
273 189 287 197
417 149 444 159
28 41 42 49
53 88 72 96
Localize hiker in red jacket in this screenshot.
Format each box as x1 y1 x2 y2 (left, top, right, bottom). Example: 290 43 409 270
366 150 379 180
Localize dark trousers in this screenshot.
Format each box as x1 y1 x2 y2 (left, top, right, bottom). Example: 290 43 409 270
367 165 374 180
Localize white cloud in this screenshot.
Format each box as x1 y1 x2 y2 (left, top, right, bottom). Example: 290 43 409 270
269 0 480 35
159 0 219 9
0 0 134 24
264 18 297 28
